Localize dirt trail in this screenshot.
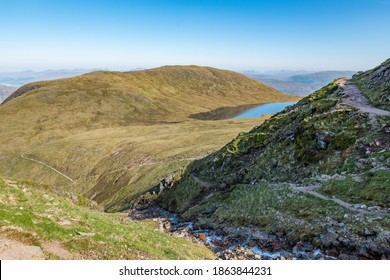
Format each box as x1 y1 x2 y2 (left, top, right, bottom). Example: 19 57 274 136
0 238 44 260
20 153 74 183
287 183 390 216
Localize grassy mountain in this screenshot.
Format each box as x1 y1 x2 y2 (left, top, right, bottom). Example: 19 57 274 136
0 66 299 211
0 177 214 259
159 60 390 259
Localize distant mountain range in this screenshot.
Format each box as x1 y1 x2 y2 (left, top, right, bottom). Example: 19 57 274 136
0 85 17 103
0 69 99 87
242 70 356 95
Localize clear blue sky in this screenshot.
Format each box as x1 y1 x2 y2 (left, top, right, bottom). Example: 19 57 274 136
1 0 389 72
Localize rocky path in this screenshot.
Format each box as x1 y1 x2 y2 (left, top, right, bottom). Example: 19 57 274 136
336 79 390 117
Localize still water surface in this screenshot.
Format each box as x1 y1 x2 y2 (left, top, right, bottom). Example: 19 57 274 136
233 102 296 119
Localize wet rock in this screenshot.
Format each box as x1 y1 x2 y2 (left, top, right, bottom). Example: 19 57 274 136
292 242 304 254
339 253 357 260
321 232 339 247
367 206 381 211
196 233 207 241
363 227 375 237
358 248 372 259
327 248 339 257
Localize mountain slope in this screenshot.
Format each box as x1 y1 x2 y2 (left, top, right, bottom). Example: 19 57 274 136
159 59 390 259
0 177 214 259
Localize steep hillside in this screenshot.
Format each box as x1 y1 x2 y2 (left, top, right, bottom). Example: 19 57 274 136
0 66 298 211
0 177 214 259
159 60 390 259
352 58 390 111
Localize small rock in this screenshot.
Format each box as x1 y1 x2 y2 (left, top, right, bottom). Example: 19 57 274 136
247 241 256 247
158 218 173 233
197 233 207 241
358 248 372 259
293 242 304 254
59 220 72 226
321 232 339 247
77 232 95 237
327 248 339 257
71 194 79 204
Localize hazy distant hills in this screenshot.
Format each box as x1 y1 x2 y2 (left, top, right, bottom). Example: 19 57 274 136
0 69 99 87
243 70 356 95
0 84 17 103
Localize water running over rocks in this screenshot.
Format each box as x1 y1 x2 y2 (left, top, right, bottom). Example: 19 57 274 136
127 206 335 260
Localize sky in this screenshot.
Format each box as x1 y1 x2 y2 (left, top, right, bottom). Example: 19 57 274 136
0 0 389 72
